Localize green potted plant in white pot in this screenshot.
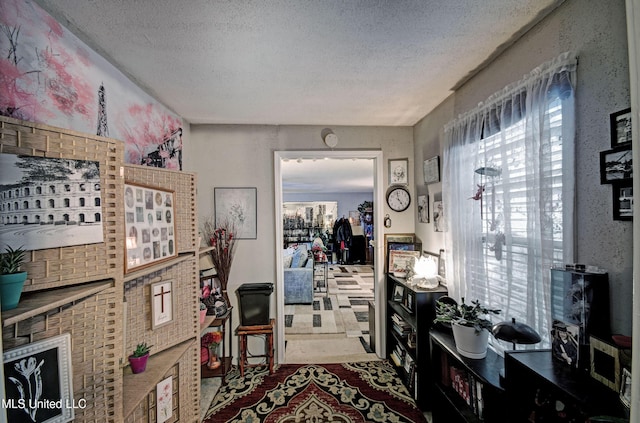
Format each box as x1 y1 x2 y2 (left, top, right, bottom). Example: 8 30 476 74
0 246 27 311
435 296 501 359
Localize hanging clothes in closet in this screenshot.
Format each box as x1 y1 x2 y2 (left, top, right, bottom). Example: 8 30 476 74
333 217 353 264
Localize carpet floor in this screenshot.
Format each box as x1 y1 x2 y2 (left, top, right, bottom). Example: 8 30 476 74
202 361 427 423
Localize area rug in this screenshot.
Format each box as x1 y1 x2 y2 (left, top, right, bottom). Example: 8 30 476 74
202 361 426 423
285 265 374 337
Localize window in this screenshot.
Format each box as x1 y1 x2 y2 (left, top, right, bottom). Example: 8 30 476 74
23 201 28 209
25 187 30 195
49 199 55 208
35 200 41 208
95 198 101 207
49 185 55 194
79 198 85 207
36 186 42 194
443 53 577 351
64 198 70 207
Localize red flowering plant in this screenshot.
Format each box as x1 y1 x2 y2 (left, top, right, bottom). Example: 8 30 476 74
201 331 223 353
201 217 237 300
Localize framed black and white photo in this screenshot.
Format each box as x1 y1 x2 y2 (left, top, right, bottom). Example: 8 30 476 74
610 108 632 147
612 182 633 221
551 320 579 368
0 154 104 251
3 333 74 423
423 156 440 184
418 194 429 223
438 248 446 279
388 158 409 185
590 336 620 391
600 146 633 184
214 187 257 239
151 280 175 329
124 182 177 273
620 367 631 408
433 200 445 232
392 284 404 302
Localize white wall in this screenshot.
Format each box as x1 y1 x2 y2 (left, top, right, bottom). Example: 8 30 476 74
185 124 413 357
413 0 632 335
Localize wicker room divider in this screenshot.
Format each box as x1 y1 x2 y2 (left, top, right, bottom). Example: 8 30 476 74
0 116 201 422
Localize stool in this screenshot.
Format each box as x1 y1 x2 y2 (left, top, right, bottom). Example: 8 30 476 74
236 318 275 377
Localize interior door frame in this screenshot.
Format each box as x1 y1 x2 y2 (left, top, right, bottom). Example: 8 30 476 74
274 150 385 363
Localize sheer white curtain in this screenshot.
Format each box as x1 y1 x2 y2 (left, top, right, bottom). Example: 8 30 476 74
442 52 577 350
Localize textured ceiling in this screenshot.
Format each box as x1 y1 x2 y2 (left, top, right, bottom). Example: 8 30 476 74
35 0 563 126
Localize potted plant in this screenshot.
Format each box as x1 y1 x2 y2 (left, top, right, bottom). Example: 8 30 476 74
435 296 501 359
128 342 152 374
0 246 27 311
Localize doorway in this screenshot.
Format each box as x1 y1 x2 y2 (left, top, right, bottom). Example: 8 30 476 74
274 150 385 364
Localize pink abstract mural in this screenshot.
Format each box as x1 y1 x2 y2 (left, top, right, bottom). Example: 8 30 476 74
0 0 183 170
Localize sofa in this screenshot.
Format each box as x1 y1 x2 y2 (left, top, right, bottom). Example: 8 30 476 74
283 246 314 304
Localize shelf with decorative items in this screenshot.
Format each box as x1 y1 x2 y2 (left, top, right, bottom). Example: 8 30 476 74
386 273 448 410
200 307 233 379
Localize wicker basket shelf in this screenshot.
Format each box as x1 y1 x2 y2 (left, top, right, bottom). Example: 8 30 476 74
123 252 195 283
123 338 195 420
1 280 114 328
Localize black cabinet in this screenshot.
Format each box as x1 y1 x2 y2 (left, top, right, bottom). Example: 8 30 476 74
386 274 447 410
505 350 628 422
430 330 506 422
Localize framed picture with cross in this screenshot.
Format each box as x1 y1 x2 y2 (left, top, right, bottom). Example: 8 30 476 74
151 280 175 329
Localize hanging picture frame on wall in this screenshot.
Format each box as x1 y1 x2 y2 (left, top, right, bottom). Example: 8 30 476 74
610 108 632 147
124 182 177 273
612 182 633 221
388 158 409 185
214 187 257 239
600 146 633 184
423 156 440 184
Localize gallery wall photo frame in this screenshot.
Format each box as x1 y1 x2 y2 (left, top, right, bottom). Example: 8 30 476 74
612 182 633 221
620 367 631 408
610 107 632 147
418 194 429 223
600 146 633 184
151 280 175 330
423 156 440 185
214 187 257 239
3 333 74 423
388 158 409 185
124 181 177 273
590 335 621 391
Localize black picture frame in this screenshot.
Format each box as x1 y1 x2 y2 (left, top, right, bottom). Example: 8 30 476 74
3 334 74 423
600 146 633 184
610 108 632 147
612 182 633 221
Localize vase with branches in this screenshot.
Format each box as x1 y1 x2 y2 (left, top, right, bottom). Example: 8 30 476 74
201 217 237 304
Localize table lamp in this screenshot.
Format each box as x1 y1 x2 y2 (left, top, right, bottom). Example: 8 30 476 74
492 317 541 384
492 317 541 349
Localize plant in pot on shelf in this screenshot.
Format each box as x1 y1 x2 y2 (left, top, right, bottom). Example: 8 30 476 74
128 342 152 374
0 246 27 311
201 331 223 370
435 296 501 359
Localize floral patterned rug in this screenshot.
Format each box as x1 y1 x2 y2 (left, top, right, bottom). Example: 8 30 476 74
202 361 426 423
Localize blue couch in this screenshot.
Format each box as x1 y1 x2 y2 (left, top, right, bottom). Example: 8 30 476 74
284 247 314 304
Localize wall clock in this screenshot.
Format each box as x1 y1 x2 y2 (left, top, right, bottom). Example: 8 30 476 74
386 186 411 212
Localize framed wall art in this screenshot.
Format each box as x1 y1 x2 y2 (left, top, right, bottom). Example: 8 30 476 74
151 280 175 329
0 153 104 251
600 146 633 184
388 158 409 185
214 187 257 239
156 375 174 423
610 108 632 147
124 182 177 273
620 367 631 408
3 333 74 423
590 336 620 391
423 156 440 184
388 250 421 275
612 182 633 221
418 194 429 223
